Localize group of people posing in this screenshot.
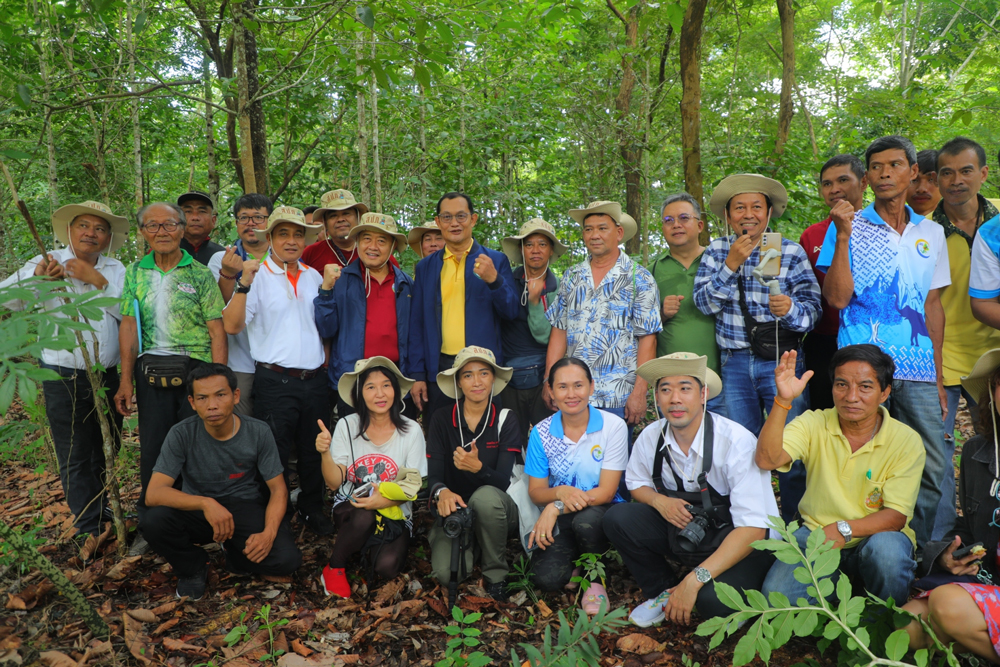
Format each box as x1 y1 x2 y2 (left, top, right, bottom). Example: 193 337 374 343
9 131 1000 662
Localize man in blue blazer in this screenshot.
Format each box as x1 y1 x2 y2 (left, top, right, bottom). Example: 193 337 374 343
409 192 520 421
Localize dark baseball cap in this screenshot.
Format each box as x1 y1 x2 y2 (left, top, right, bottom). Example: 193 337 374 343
177 190 216 209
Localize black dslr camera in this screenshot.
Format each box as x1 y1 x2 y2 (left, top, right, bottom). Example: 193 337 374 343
677 503 730 552
442 506 476 539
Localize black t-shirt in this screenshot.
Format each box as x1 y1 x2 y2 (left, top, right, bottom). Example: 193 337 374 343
181 238 226 266
426 399 523 502
153 415 284 503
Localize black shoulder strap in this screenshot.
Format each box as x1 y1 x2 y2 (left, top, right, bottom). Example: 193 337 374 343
652 413 715 505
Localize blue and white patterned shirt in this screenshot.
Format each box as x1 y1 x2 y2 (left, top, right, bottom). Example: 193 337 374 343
693 236 821 351
969 213 1000 299
816 203 950 382
546 252 662 409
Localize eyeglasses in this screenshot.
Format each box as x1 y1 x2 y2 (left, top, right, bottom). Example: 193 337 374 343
437 213 470 224
140 221 182 232
662 214 699 225
236 215 268 226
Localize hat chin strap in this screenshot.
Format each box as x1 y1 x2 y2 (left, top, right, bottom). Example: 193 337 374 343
456 376 494 451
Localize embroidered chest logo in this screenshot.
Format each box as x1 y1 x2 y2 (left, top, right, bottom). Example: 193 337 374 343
590 444 604 462
914 239 930 258
865 486 884 510
177 282 197 295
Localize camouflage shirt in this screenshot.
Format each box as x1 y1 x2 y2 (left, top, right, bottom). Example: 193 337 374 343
120 250 224 362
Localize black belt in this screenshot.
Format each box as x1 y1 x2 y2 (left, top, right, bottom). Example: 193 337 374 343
256 362 323 380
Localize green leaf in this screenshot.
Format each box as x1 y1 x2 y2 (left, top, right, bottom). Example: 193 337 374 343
713 581 749 612
451 606 463 622
695 616 727 636
463 612 482 623
15 84 31 109
0 372 15 414
767 591 790 608
443 625 461 635
745 589 768 611
0 149 31 160
356 5 375 30
732 629 757 666
134 10 147 33
813 549 840 578
792 566 812 584
854 626 870 648
915 648 928 667
772 610 795 647
873 1 883 20
822 620 842 640
463 637 478 647
794 610 817 636
414 64 430 90
885 628 909 661
817 578 834 599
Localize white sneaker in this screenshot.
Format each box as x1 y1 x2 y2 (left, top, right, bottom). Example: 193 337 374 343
629 590 671 627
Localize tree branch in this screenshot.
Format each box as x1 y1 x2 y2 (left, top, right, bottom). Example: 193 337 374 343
606 0 628 26
42 80 200 112
271 107 346 200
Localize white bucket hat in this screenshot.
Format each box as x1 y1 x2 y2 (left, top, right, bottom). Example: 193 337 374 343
709 174 788 220
254 206 323 244
51 201 130 252
500 218 569 265
436 346 514 399
637 352 722 400
338 356 415 408
348 212 408 249
567 201 636 242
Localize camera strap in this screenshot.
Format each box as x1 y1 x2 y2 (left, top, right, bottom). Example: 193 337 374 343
652 412 715 514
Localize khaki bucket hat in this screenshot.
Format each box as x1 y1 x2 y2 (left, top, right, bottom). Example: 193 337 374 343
637 352 722 400
254 206 323 244
961 349 1000 405
348 212 408 249
51 200 130 253
567 201 636 243
709 174 788 220
407 221 442 256
500 218 569 265
436 346 514 399
313 189 369 222
338 356 415 408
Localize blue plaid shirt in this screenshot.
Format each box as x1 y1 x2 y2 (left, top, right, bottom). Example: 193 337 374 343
693 236 821 351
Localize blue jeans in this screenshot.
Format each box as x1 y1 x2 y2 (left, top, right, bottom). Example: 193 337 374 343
721 349 808 521
932 386 976 541
884 380 946 548
762 525 916 606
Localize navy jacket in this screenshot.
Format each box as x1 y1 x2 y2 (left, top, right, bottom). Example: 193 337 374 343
408 240 520 382
314 261 413 389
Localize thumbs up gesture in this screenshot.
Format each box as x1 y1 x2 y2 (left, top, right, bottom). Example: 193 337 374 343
315 419 332 453
453 440 483 473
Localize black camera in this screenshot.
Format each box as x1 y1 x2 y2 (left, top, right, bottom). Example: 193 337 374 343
442 506 476 539
677 504 727 552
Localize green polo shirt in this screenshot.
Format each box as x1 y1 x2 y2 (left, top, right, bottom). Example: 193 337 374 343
120 250 224 362
647 248 720 373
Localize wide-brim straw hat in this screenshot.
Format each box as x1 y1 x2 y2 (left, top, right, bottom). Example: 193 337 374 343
348 212 407 249
961 349 1000 404
709 174 788 220
501 218 569 265
567 201 636 243
51 201 130 253
338 356 415 408
637 352 722 400
407 221 441 256
254 206 323 244
436 346 514 399
313 189 369 222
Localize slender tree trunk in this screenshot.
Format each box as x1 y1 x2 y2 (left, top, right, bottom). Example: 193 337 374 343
370 33 382 213
418 76 428 222
608 1 644 256
774 0 796 158
679 0 708 242
127 0 144 258
233 1 257 193
355 35 369 203
641 58 651 264
36 0 58 211
203 54 220 202
243 0 268 195
458 53 466 193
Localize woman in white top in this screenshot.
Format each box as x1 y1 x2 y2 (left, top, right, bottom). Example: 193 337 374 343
315 357 426 598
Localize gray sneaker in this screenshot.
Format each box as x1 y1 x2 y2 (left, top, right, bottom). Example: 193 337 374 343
128 533 151 557
629 590 671 627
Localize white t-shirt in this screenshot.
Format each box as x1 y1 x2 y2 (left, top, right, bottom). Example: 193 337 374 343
627 413 780 536
329 414 427 520
208 250 255 373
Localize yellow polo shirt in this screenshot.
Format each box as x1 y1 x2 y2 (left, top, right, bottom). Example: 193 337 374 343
779 407 924 547
440 241 473 355
942 231 1000 386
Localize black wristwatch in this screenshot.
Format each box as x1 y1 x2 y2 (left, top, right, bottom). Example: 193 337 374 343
235 280 251 294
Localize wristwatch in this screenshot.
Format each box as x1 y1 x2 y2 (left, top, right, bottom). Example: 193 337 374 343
433 487 447 502
836 520 853 542
553 500 565 514
235 280 251 294
694 567 713 584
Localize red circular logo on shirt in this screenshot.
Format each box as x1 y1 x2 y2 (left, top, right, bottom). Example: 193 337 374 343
348 454 398 484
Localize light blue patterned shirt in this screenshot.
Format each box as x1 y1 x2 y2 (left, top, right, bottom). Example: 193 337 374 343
546 252 662 409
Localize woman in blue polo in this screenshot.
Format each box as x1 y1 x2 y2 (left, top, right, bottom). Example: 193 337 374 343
525 357 628 612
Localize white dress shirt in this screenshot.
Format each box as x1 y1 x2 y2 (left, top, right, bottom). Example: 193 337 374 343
627 413 780 535
0 248 125 370
208 250 255 373
230 255 325 369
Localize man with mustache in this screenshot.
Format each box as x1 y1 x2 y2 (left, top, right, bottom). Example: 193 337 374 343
301 189 369 279
178 191 225 266
906 150 942 218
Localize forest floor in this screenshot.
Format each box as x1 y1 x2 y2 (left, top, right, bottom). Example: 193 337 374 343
0 401 975 667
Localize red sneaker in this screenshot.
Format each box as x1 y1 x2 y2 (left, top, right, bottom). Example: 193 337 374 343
321 565 351 598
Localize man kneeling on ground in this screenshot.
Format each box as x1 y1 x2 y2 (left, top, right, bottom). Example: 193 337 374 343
757 344 924 605
604 352 779 626
141 363 302 599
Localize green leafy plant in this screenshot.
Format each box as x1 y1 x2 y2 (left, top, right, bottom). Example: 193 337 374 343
256 604 289 663
435 607 490 667
223 611 250 647
508 605 629 667
695 517 958 667
569 548 620 604
508 554 538 603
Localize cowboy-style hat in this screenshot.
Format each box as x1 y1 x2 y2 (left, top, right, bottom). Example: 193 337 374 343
637 352 722 400
176 190 216 209
348 212 408 249
313 189 369 222
961 349 1000 404
51 200 130 253
567 201 636 243
338 356 415 408
501 218 569 265
709 174 788 220
254 206 323 244
436 346 514 399
407 221 442 256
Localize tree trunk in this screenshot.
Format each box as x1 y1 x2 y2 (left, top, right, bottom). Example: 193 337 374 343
355 35 369 204
680 0 709 242
233 1 257 193
641 58 651 264
458 52 466 193
609 1 643 257
127 0 145 250
36 0 58 211
243 0 269 195
203 54 220 202
418 75 428 222
370 33 382 213
774 0 796 157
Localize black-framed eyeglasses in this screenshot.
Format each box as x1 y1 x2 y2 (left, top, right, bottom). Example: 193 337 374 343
236 215 268 226
662 214 699 225
437 213 470 224
140 222 182 232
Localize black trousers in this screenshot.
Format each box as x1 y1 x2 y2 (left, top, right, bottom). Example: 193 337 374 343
803 332 837 411
328 502 408 580
603 502 775 619
530 505 610 592
498 382 553 439
141 499 301 578
134 358 204 517
252 366 327 517
41 365 123 536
